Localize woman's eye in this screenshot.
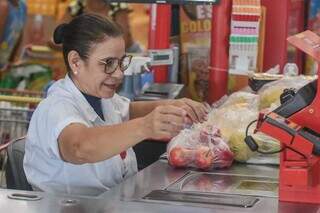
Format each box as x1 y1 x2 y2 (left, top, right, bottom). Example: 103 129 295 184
105 60 114 67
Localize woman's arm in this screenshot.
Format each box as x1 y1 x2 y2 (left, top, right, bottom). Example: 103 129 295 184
58 105 187 164
130 98 211 123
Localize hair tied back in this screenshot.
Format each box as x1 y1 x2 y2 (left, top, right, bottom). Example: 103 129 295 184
53 23 68 44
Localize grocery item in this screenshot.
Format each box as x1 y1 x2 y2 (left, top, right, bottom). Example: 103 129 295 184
167 123 234 171
258 76 314 110
208 92 259 134
228 131 254 162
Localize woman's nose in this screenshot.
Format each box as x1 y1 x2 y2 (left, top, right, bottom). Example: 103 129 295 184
112 66 124 78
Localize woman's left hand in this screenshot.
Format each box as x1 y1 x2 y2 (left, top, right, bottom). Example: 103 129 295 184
170 98 211 124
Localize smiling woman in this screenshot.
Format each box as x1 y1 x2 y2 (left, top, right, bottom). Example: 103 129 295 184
23 14 210 196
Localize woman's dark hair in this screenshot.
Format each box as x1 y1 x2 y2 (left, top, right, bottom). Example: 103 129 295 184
53 14 123 72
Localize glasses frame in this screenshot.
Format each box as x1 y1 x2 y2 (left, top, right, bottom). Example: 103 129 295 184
98 55 133 75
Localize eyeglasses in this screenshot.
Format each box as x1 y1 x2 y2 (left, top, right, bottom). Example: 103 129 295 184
99 55 132 74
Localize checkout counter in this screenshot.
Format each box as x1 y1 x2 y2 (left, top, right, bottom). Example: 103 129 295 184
1 159 319 212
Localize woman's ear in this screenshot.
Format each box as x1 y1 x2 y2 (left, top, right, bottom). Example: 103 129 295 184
68 50 82 75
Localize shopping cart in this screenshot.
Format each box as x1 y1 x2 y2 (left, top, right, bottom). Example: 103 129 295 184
0 89 43 188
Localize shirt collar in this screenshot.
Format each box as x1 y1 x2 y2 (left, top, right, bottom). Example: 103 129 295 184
64 74 101 122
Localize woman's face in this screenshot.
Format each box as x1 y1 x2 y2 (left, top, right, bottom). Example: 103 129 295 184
72 36 126 98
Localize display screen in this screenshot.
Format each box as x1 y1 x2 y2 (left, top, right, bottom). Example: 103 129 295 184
106 0 219 4
153 54 170 61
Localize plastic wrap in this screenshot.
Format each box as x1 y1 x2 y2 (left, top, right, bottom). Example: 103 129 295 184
206 92 260 162
207 92 259 141
258 75 315 110
167 123 234 170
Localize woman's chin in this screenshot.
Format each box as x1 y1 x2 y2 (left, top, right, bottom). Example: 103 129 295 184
100 91 115 99
100 85 117 98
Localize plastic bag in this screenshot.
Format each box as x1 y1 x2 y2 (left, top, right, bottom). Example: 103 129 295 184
258 75 315 110
167 123 234 170
220 91 259 110
207 92 259 141
206 92 260 162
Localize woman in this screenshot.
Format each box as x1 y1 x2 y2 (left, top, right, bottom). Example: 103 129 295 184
24 14 209 196
0 0 26 71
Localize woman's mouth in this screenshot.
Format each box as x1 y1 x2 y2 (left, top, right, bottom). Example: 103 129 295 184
103 83 117 90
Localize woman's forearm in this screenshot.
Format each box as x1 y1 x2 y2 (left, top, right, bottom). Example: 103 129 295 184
58 117 148 164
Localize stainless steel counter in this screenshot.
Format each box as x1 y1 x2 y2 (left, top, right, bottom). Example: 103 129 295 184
1 160 320 212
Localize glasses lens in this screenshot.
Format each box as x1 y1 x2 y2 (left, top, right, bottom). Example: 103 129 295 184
120 56 132 71
104 58 119 74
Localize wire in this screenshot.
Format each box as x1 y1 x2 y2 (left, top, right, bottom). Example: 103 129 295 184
245 119 285 155
245 119 258 138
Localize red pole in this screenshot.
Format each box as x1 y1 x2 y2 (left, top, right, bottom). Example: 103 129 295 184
261 0 290 72
148 4 171 83
208 0 232 103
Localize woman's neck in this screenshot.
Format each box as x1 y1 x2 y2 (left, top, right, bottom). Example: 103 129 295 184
69 74 93 96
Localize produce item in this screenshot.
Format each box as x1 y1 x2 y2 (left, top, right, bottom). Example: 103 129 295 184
228 130 280 163
208 103 258 141
167 123 234 171
194 146 214 170
228 131 254 162
168 146 195 167
258 76 314 110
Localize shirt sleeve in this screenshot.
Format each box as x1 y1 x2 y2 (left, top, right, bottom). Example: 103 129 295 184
39 99 89 159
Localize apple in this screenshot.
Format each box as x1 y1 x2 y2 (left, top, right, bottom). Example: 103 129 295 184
168 146 194 168
194 146 214 170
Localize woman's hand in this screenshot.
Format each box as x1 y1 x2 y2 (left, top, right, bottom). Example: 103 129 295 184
142 105 191 140
170 98 211 123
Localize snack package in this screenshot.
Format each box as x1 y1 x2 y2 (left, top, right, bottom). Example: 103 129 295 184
167 123 234 171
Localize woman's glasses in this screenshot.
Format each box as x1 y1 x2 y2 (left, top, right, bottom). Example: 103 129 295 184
99 55 132 74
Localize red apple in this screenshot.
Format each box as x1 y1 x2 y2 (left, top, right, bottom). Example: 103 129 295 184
169 146 194 168
194 146 214 170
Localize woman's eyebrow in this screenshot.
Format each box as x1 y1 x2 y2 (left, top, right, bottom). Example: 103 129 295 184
99 56 117 61
99 55 126 61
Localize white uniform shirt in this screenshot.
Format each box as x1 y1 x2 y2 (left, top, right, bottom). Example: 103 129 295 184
23 74 138 196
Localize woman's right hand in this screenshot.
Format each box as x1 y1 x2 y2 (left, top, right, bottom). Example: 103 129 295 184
142 105 191 140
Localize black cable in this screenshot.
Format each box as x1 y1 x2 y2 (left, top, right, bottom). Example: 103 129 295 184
245 119 285 155
245 119 258 138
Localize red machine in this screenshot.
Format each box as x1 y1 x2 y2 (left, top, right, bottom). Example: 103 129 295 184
245 30 320 204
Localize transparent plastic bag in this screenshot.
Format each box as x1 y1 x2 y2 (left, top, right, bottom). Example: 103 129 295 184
206 92 260 162
208 95 259 141
167 123 234 171
258 75 315 110
220 91 259 110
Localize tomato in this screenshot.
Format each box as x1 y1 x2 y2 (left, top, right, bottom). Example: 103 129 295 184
168 146 194 167
194 146 214 170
